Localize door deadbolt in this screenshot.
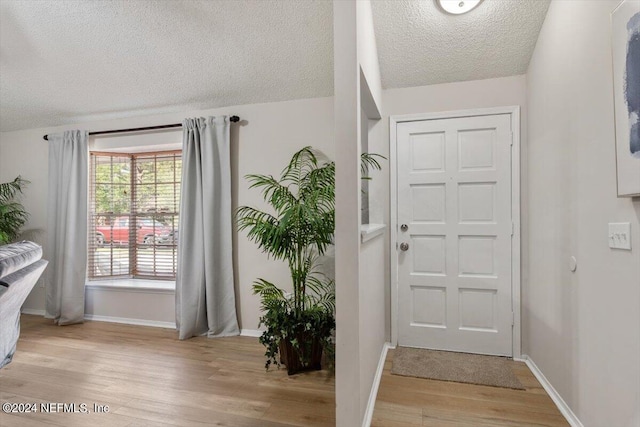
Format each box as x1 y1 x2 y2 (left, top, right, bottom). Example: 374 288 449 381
400 242 409 251
400 224 408 232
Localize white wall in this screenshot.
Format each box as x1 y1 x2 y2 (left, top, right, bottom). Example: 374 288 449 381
383 75 527 117
382 75 528 340
334 1 388 425
0 96 334 332
356 3 387 424
358 222 387 421
358 94 387 424
357 1 382 113
334 1 363 425
84 286 175 326
526 1 640 426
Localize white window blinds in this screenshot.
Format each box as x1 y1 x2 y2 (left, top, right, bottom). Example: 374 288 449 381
88 151 181 280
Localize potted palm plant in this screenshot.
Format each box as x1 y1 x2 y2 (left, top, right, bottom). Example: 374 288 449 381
0 176 29 245
237 147 382 375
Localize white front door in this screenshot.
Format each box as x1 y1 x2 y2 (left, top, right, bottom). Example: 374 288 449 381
396 114 514 356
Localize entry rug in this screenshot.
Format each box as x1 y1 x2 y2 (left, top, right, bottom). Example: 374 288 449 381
391 347 525 390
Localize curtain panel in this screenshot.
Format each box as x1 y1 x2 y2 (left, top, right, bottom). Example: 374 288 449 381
46 130 88 325
176 116 239 339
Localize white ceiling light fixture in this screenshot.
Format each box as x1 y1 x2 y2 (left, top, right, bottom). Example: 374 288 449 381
437 0 483 15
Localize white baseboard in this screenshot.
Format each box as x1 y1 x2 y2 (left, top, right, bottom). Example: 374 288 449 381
21 310 263 335
21 308 46 316
21 310 267 338
362 342 393 427
522 355 583 427
22 309 176 329
83 314 176 329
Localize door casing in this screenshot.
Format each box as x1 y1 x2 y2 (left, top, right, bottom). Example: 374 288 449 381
389 106 521 358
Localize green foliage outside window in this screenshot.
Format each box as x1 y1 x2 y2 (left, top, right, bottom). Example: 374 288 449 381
92 155 181 224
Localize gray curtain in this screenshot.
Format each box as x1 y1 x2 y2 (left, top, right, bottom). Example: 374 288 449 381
176 116 239 339
46 130 88 325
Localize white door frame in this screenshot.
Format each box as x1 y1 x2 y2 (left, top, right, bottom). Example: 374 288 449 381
390 106 521 358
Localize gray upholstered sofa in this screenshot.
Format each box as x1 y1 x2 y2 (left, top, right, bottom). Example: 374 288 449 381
0 241 48 368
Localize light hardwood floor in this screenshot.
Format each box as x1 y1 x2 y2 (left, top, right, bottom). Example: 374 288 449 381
372 348 569 427
2 317 569 427
0 315 335 427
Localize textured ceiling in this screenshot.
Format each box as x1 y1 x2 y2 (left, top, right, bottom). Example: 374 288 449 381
371 0 551 89
0 0 550 132
0 0 333 132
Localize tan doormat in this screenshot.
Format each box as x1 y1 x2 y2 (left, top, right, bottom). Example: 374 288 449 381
391 347 525 390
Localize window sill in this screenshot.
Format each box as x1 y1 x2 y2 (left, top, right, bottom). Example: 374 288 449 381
361 223 386 243
85 279 175 294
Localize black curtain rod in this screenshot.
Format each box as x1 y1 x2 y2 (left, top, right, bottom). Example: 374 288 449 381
42 115 240 140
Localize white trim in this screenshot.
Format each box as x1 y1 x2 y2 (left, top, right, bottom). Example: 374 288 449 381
84 314 176 329
21 310 261 336
85 279 175 294
361 223 386 243
21 308 46 316
389 106 522 358
85 285 175 295
522 355 584 427
510 107 522 359
20 309 178 329
388 106 522 123
390 117 399 346
362 342 393 427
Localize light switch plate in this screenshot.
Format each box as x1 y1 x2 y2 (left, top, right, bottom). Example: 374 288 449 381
608 222 631 250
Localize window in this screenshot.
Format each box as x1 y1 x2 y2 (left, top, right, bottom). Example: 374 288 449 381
88 151 181 280
361 109 370 225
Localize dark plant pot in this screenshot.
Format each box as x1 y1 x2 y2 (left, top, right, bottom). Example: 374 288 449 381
279 334 323 375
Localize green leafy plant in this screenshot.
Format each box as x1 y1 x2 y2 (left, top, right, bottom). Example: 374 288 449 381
0 176 30 245
361 152 384 181
237 147 383 372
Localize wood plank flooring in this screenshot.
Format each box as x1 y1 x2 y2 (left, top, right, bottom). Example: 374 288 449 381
372 348 569 427
2 316 569 426
0 315 334 427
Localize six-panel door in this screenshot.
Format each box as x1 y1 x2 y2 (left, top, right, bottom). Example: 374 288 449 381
397 114 513 356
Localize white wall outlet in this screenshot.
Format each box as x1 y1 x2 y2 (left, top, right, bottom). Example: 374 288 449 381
608 222 631 250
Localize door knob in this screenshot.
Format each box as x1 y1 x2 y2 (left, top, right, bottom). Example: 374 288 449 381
400 242 409 251
400 224 408 232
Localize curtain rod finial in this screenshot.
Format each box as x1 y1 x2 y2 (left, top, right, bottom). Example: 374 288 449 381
229 115 240 123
